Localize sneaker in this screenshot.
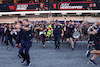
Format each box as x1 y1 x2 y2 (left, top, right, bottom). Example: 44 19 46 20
26 63 32 67
58 46 60 49
55 47 57 50
43 45 45 48
89 59 97 65
86 50 90 58
12 46 14 48
62 40 63 43
7 46 10 49
72 48 74 50
21 59 26 65
55 45 57 49
43 44 46 48
55 45 58 49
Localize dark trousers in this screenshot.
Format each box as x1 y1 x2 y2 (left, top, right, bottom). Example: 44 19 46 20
13 35 17 41
54 34 61 48
40 34 46 45
1 34 5 42
19 40 32 64
16 38 21 45
5 36 13 47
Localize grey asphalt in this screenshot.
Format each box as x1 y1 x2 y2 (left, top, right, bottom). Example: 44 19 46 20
0 40 100 67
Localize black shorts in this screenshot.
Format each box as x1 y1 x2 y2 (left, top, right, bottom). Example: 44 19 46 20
16 38 21 44
65 32 73 38
63 31 66 38
94 45 100 50
94 40 100 50
90 35 96 41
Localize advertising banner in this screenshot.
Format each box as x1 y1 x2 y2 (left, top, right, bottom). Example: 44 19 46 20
0 1 99 12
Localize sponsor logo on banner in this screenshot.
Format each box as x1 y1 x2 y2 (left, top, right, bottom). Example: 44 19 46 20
0 1 94 11
60 3 83 9
16 4 28 10
14 3 45 11
58 1 90 10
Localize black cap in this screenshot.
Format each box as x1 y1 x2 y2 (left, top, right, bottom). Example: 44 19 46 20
23 18 28 22
18 21 22 24
69 20 73 22
41 20 44 23
55 20 59 23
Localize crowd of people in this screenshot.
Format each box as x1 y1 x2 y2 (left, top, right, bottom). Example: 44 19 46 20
0 18 100 67
87 2 97 10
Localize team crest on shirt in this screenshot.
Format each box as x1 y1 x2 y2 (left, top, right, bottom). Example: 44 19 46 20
29 25 31 28
54 25 56 28
58 26 60 28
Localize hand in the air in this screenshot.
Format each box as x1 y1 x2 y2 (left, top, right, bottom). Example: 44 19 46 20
15 25 21 29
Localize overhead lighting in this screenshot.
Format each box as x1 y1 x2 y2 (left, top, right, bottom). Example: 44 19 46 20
35 13 40 15
20 13 26 16
9 14 12 16
61 12 67 15
76 12 82 15
0 14 2 16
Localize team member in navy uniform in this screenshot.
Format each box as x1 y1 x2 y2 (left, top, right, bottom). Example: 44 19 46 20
0 25 2 39
14 21 22 48
15 19 33 67
52 20 64 49
0 25 4 43
86 22 100 65
5 24 14 49
14 21 22 58
1 23 7 43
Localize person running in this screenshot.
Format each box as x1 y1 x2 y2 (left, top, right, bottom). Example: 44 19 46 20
52 20 64 49
1 23 7 44
64 20 75 50
86 22 100 65
5 24 14 49
34 23 40 42
39 21 46 48
74 23 80 44
61 23 65 42
14 21 22 58
15 18 33 67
